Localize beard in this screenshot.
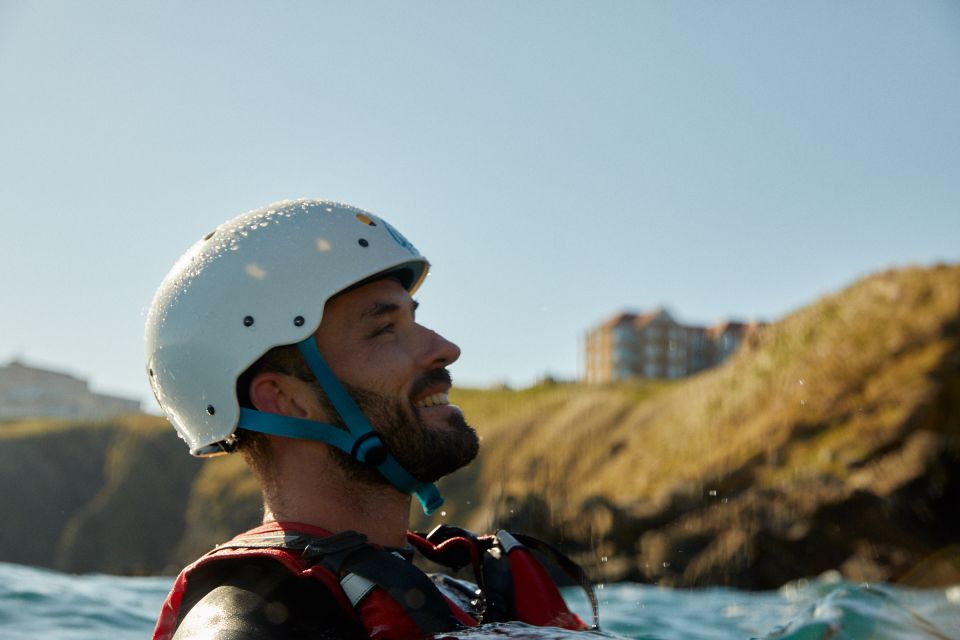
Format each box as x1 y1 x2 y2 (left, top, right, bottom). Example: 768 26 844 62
315 370 480 487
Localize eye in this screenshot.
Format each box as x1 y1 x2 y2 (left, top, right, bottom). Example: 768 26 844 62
371 323 395 338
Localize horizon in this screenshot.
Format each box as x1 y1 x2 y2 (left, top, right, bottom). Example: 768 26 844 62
2 259 952 412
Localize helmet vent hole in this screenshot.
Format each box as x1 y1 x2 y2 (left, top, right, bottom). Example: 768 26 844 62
293 316 305 327
148 368 154 377
355 213 377 226
203 230 216 241
206 405 216 415
358 238 369 248
243 316 255 327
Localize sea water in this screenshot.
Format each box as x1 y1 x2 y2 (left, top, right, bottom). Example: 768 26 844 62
0 562 957 639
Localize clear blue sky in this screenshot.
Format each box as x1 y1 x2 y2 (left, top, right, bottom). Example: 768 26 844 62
1 1 958 411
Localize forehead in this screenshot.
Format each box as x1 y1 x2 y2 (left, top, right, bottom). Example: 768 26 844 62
323 278 410 320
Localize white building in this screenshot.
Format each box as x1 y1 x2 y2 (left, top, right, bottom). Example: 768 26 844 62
0 360 141 420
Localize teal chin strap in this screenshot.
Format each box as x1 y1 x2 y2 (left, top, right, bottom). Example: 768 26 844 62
236 337 443 515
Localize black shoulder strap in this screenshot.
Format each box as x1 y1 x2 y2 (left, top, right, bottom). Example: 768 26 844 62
511 532 600 629
218 529 466 635
324 544 466 633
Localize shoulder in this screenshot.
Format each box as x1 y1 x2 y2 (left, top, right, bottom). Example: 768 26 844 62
171 556 365 640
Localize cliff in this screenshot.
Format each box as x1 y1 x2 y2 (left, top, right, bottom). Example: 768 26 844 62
0 264 957 588
0 415 202 574
429 264 960 588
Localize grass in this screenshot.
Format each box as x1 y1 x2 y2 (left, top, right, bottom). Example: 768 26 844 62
431 264 960 529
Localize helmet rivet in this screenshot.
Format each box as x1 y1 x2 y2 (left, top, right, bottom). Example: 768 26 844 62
293 316 305 327
358 238 369 248
243 316 254 327
206 405 216 415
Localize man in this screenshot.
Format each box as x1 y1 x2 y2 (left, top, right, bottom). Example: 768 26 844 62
147 200 595 639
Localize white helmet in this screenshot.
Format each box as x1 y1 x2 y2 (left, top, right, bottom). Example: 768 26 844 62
145 199 428 456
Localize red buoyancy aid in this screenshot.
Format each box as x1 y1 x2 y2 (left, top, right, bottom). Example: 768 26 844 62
153 521 598 640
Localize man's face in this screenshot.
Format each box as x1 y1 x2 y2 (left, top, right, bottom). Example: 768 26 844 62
312 278 479 483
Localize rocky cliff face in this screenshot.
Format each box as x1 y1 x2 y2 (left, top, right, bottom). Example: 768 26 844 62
0 416 206 575
1 265 957 589
438 264 960 588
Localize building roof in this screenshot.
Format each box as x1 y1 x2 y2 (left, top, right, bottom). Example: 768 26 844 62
0 359 141 420
595 307 675 331
632 307 674 329
1 359 85 384
600 312 638 328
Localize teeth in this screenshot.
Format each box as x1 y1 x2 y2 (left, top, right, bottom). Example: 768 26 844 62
415 392 449 408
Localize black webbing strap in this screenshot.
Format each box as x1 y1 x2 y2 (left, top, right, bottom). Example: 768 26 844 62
479 543 515 623
320 543 465 633
218 530 464 634
512 533 600 630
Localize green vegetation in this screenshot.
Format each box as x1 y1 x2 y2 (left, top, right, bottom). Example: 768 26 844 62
0 414 203 574
442 265 960 514
424 264 960 587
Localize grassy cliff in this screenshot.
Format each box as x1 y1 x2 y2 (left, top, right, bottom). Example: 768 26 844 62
432 263 960 587
0 264 956 587
448 264 958 509
0 415 204 574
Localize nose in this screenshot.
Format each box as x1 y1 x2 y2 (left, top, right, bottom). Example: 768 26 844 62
420 326 461 368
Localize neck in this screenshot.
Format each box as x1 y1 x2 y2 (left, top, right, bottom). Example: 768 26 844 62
258 440 413 548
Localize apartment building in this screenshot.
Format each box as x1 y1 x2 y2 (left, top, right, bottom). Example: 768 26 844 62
0 360 141 420
584 309 762 383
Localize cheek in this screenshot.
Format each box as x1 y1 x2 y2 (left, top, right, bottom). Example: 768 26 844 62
340 349 417 394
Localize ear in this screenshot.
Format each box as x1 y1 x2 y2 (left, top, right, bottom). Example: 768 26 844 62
248 371 312 418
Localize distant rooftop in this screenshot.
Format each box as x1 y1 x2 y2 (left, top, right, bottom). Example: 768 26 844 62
0 359 141 421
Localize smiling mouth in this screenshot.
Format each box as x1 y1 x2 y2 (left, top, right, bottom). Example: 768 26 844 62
415 392 450 408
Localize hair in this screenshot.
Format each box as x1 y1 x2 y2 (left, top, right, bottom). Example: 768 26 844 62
236 343 316 408
234 343 318 482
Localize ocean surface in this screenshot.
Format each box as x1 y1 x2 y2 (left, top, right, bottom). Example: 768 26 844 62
1 562 957 639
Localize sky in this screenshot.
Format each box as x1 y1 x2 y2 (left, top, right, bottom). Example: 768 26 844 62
0 1 958 412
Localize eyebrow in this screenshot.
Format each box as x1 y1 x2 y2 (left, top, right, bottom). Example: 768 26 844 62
361 299 419 320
